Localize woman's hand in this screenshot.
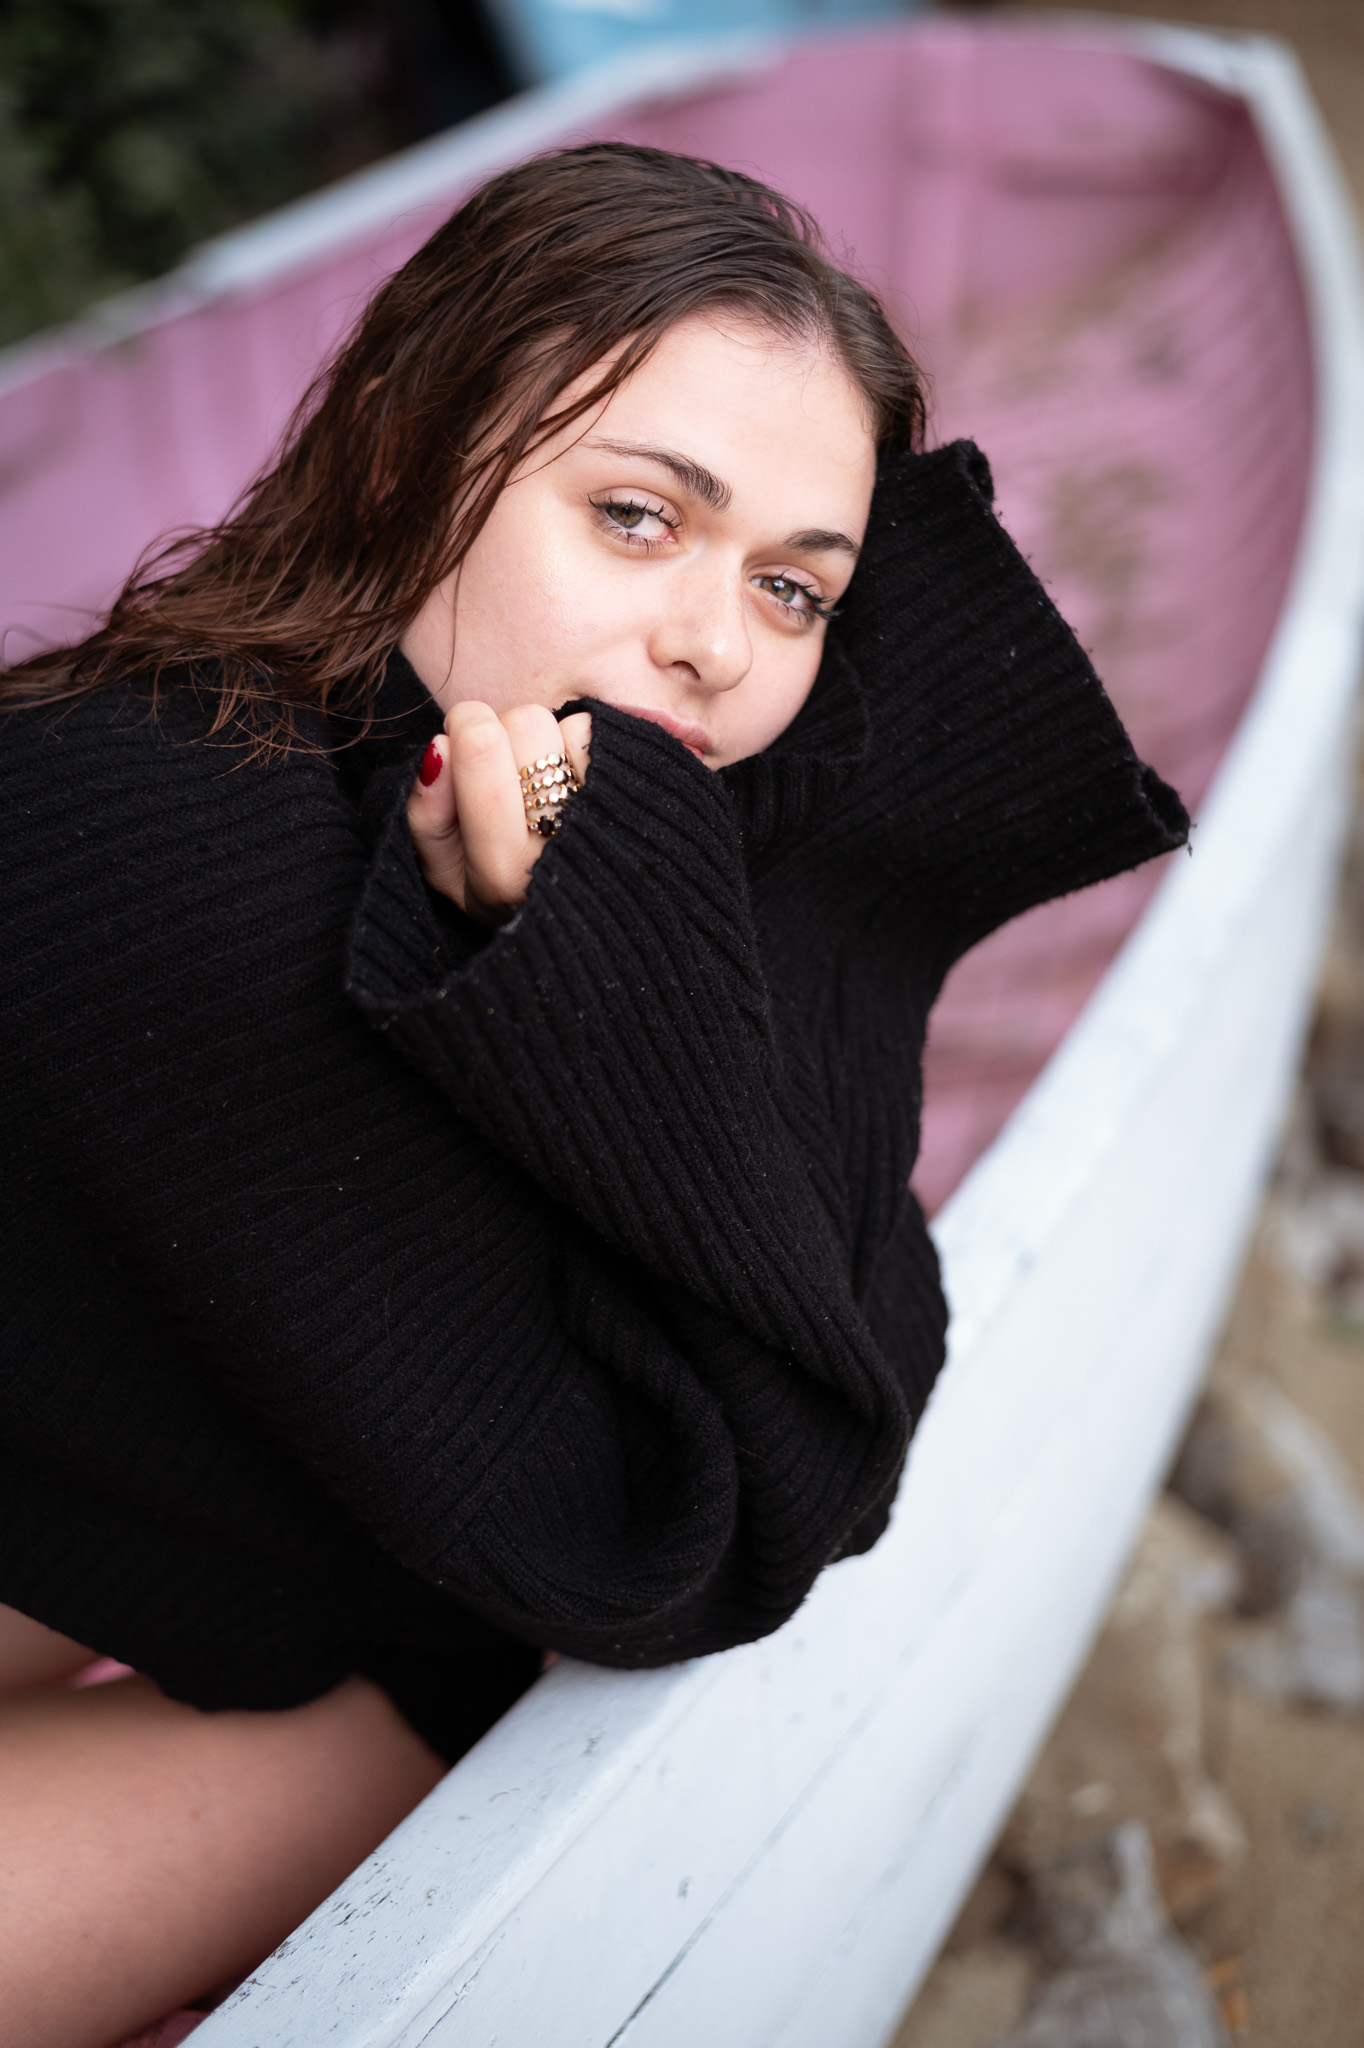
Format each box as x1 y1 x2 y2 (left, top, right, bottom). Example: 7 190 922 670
408 702 592 928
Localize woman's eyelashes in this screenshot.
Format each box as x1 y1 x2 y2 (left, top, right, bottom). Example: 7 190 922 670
755 573 838 626
590 494 679 550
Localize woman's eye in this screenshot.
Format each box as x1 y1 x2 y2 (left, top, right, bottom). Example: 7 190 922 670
757 573 830 622
592 495 675 544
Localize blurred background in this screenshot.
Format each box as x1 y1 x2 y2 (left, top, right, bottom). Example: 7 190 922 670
0 0 921 350
0 0 514 348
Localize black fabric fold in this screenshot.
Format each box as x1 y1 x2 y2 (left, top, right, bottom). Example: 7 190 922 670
821 440 1187 948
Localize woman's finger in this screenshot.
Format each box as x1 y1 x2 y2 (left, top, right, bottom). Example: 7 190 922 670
501 703 571 771
501 705 590 844
500 703 573 839
446 701 539 923
407 734 468 907
558 710 593 787
408 703 590 925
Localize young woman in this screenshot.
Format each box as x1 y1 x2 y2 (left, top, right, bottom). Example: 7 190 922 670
0 144 1188 2045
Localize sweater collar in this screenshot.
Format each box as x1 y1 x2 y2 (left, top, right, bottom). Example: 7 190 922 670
350 649 444 769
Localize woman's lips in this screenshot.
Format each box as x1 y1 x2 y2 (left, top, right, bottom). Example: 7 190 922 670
614 703 713 758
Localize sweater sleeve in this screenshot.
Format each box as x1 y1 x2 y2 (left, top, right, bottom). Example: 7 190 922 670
824 440 1189 955
345 705 934 1644
1 690 909 1667
348 704 876 1345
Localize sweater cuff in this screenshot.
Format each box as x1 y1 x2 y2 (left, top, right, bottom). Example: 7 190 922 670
347 745 492 1001
828 440 1190 949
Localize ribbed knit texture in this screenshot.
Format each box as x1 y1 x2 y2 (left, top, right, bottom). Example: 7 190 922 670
0 443 1187 1755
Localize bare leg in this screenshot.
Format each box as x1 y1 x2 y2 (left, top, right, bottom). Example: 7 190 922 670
0 1671 445 2048
0 1603 96 1689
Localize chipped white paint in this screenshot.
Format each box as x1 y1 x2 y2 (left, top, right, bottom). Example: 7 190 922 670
190 25 1364 2048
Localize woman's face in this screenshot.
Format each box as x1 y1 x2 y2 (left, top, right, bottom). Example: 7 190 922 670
402 312 877 769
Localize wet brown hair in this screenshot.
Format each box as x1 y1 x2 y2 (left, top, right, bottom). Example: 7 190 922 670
3 142 925 752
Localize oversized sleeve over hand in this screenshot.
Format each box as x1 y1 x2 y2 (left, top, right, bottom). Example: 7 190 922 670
350 705 866 1330
823 440 1189 954
345 704 915 1641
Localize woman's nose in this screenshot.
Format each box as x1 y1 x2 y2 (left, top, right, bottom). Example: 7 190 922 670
647 561 752 693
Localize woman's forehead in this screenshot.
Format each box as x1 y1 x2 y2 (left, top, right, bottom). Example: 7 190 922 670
549 315 876 519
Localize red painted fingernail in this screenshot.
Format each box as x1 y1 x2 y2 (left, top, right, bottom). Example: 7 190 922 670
418 739 443 787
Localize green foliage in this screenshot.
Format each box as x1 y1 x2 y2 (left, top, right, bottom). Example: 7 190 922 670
0 0 394 347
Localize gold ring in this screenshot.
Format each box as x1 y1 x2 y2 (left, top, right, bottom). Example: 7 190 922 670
519 750 579 837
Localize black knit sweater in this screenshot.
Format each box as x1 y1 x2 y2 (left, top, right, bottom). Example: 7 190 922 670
0 444 1187 1759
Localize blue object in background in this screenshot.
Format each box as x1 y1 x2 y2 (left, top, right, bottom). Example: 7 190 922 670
482 0 916 86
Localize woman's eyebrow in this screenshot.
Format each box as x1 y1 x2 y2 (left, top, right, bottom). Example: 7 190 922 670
584 440 859 556
586 438 732 511
783 527 860 558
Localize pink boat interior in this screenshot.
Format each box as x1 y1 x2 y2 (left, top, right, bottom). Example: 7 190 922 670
0 19 1314 1213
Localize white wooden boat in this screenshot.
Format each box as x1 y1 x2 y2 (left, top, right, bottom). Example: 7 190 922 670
3 17 1363 2047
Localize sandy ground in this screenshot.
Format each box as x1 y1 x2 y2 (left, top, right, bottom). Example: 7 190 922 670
891 4 1364 2042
